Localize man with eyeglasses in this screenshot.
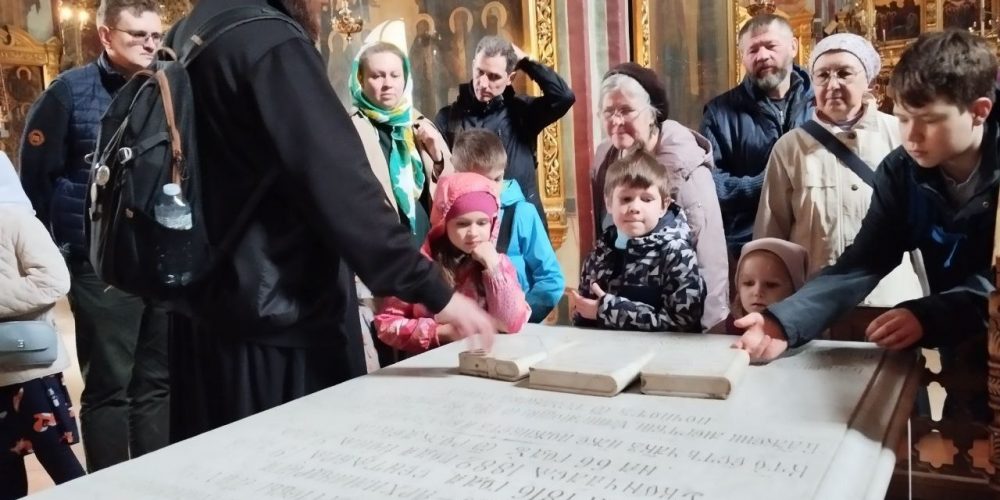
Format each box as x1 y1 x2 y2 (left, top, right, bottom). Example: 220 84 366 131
700 14 816 261
435 35 575 230
19 0 168 472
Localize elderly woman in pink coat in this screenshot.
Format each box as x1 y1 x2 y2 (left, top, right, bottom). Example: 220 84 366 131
591 63 729 331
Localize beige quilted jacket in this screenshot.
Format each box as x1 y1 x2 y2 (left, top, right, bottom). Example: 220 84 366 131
754 103 924 307
0 207 72 386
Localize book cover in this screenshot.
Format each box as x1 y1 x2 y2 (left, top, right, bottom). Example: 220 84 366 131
459 337 577 382
528 343 655 397
640 347 750 399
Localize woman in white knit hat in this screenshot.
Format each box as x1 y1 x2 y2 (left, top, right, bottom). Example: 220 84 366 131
752 33 925 340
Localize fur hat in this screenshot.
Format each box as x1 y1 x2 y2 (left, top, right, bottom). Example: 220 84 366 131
604 62 669 123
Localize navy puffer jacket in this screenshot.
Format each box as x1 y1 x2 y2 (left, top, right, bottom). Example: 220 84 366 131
700 65 815 254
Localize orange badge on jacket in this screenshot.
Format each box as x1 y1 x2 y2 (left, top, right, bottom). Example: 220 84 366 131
27 129 45 146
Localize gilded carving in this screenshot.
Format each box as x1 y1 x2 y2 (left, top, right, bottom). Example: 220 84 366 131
160 0 193 28
631 0 651 67
0 25 60 86
0 26 61 169
530 0 566 249
0 50 44 63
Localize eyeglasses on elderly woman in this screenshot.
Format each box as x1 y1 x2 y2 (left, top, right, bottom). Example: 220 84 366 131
812 67 863 87
599 106 646 121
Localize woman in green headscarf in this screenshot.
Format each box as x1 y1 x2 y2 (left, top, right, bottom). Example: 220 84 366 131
349 41 453 247
350 41 454 372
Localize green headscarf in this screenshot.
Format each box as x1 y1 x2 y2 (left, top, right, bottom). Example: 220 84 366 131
350 43 426 233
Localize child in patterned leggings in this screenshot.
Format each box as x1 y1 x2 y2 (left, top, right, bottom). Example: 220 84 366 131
0 152 84 498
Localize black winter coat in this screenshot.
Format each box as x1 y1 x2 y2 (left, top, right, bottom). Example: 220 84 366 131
770 112 1000 349
175 0 453 351
700 66 815 253
435 59 575 227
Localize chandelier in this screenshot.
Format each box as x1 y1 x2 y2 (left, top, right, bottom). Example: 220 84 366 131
332 0 364 41
58 1 92 25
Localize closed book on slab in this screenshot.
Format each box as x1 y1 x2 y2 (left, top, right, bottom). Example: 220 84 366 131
640 347 750 399
528 343 654 397
458 337 577 382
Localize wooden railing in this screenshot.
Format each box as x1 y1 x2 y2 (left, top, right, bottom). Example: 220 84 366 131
884 204 1000 498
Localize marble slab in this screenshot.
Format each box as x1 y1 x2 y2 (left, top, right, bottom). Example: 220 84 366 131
30 326 918 500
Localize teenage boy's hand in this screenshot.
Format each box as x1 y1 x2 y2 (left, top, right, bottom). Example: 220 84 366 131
866 308 923 350
471 242 501 273
732 312 788 362
569 283 605 320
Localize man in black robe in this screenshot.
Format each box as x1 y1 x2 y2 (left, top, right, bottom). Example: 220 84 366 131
168 0 495 441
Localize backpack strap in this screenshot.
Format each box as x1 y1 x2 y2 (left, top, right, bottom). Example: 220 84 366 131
495 202 517 253
176 6 307 66
170 6 305 259
800 119 876 187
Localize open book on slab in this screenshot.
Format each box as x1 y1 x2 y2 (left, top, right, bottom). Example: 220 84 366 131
458 336 577 382
640 347 750 399
527 342 655 397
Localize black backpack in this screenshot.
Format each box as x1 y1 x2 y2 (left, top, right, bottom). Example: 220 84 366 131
88 7 305 301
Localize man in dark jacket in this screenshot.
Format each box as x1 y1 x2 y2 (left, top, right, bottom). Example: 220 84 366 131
435 35 575 228
735 31 999 363
168 0 495 441
19 0 169 472
700 14 815 255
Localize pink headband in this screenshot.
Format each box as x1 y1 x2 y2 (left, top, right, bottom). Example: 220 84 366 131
447 191 498 221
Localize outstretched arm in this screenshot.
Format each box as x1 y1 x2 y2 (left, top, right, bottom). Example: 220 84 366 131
516 56 575 136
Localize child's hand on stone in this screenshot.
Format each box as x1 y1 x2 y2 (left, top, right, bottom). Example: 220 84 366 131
732 312 788 362
865 308 923 350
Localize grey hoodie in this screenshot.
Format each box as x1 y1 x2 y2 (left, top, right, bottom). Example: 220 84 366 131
591 119 729 330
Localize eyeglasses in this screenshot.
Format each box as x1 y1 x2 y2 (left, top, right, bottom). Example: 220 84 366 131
110 27 163 44
812 68 862 86
600 107 642 121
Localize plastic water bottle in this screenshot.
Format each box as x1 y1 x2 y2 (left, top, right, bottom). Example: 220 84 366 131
154 183 193 285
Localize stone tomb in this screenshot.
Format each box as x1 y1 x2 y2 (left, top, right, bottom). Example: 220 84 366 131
32 326 919 500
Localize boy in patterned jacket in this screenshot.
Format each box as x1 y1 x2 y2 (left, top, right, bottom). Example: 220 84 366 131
571 149 706 331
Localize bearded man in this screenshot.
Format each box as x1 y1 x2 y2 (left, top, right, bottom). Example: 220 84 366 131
166 0 497 441
700 14 816 257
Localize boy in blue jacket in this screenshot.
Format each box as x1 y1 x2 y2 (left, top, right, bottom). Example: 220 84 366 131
737 30 1000 361
451 129 565 322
